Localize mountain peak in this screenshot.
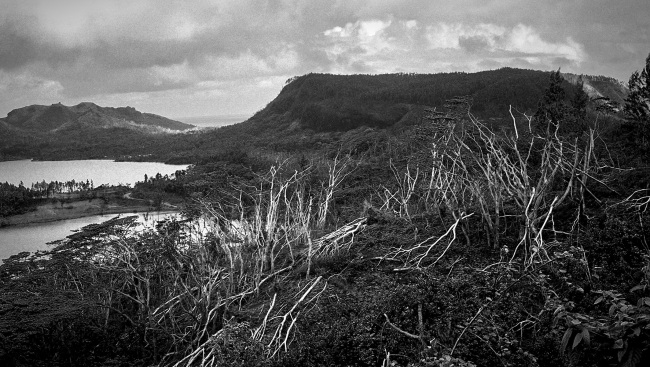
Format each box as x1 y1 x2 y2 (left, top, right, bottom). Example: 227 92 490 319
4 103 194 132
73 102 100 109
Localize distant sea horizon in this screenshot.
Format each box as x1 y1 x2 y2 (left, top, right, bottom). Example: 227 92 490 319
175 114 251 128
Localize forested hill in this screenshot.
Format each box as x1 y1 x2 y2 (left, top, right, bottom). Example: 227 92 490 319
246 68 627 132
2 102 193 133
0 69 629 162
0 102 196 162
561 73 628 103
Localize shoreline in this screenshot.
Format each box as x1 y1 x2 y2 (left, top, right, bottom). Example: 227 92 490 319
0 198 178 227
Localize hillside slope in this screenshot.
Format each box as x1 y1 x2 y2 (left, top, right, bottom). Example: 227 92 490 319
3 102 193 133
0 103 195 162
562 73 628 103
245 68 627 133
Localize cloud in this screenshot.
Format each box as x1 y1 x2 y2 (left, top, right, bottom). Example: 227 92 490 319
0 70 64 107
320 20 586 75
458 36 492 54
505 25 585 63
322 19 394 71
0 20 37 70
0 0 647 117
426 23 505 50
425 23 585 65
199 47 300 81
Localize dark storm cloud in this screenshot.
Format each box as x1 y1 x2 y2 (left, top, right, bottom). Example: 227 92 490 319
458 35 491 54
0 0 648 117
58 66 194 97
0 20 38 70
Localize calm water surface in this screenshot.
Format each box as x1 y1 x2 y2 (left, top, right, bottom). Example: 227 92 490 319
0 159 189 187
0 212 180 261
0 159 189 261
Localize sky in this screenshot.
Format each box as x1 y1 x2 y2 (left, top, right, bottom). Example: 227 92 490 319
0 0 648 119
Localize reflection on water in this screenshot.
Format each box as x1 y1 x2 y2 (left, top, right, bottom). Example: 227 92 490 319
0 211 180 261
0 159 191 261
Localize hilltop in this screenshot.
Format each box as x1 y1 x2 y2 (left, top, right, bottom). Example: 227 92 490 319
243 68 627 133
0 103 195 162
2 102 193 133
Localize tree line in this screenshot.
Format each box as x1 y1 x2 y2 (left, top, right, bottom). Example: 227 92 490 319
0 179 97 217
30 179 95 197
0 182 41 217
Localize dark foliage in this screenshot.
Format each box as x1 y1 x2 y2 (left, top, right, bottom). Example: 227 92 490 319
0 182 40 217
624 53 650 123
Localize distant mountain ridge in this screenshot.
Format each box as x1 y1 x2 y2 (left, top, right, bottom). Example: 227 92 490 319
2 102 193 133
0 102 195 162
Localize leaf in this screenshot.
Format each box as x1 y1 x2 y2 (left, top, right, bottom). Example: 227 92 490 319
572 331 583 349
614 339 624 349
560 328 572 354
618 340 629 363
594 296 603 305
581 328 590 347
631 285 644 292
609 304 617 317
645 298 650 307
622 347 643 367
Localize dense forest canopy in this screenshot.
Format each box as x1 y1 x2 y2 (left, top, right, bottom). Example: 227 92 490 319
251 68 623 132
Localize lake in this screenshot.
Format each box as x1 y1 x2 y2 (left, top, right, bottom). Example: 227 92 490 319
0 212 181 261
0 159 189 187
0 159 190 261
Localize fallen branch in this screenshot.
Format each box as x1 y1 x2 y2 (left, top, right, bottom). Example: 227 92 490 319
389 213 472 270
264 276 327 358
309 217 368 258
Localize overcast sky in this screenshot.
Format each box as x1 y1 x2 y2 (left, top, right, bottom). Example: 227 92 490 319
1 0 648 119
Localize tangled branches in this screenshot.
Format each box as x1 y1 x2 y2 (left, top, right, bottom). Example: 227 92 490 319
386 213 472 270
254 276 327 358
